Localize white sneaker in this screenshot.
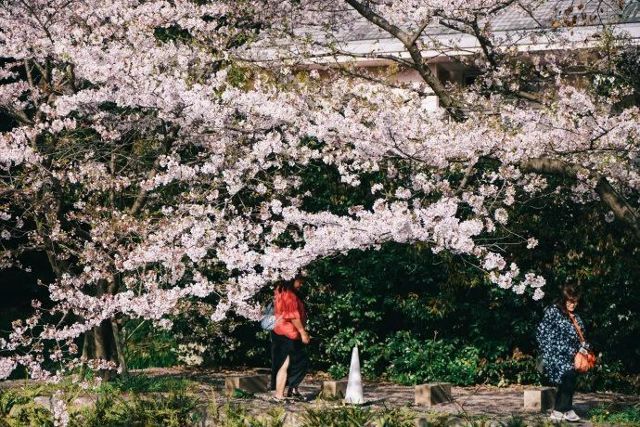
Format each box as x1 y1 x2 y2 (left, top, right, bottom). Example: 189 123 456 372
563 410 581 422
549 410 564 421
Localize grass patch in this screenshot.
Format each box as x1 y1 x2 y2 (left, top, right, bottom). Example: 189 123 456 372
0 374 193 399
76 390 202 427
590 403 640 426
231 388 255 399
1 388 204 427
98 374 193 394
209 402 285 427
300 405 415 427
0 388 32 416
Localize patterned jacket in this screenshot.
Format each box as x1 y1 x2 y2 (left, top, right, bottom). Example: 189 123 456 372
535 305 585 384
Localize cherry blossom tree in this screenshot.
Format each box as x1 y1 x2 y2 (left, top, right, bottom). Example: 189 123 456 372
0 0 638 388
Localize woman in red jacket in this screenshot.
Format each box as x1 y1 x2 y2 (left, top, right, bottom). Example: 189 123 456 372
270 275 310 400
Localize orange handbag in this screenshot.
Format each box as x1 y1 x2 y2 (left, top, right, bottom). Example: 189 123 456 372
569 313 597 373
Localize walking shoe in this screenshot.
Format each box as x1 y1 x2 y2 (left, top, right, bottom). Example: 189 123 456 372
549 410 564 422
286 387 306 401
563 410 581 422
268 395 291 403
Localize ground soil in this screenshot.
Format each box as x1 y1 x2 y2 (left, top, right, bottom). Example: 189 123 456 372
143 367 640 426
2 367 638 425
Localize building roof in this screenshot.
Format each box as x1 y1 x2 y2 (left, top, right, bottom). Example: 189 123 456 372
331 0 640 42
287 0 640 64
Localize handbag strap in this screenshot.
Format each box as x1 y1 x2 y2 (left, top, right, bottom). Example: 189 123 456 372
568 312 586 344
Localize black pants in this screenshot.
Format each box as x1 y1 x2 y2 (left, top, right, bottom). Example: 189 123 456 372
555 369 577 412
270 332 308 390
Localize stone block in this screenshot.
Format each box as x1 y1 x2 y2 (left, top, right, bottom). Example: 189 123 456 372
321 380 348 398
33 396 53 410
524 387 556 412
71 395 98 409
16 394 101 413
414 383 452 406
225 375 270 395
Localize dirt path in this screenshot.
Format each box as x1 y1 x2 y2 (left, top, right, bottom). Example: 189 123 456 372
142 367 640 426
2 367 637 425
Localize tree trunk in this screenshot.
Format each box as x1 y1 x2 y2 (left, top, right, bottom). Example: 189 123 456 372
111 317 129 378
78 319 127 381
79 331 91 378
93 321 116 381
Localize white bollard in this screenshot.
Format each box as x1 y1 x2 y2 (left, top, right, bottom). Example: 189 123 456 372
344 346 365 404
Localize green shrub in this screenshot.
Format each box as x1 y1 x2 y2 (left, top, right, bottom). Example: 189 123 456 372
578 359 640 394
383 331 480 385
1 386 206 427
123 320 178 369
4 403 54 427
321 328 385 379
0 389 54 427
501 416 527 427
477 355 541 387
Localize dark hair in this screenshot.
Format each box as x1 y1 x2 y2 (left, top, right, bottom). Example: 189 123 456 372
555 284 581 315
275 273 305 293
275 280 294 292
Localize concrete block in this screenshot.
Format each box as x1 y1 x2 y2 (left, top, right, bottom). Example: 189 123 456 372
225 374 270 395
414 383 452 406
524 387 556 412
321 380 348 398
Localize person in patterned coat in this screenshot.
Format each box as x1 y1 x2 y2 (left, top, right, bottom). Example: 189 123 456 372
536 285 590 423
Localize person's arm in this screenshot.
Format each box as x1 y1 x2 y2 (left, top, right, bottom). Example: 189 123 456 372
537 306 561 359
290 318 310 344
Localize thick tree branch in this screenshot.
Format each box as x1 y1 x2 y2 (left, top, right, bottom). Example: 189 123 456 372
404 45 466 120
408 18 432 46
595 177 640 237
469 17 498 68
23 59 35 88
437 15 543 105
0 106 34 125
522 158 640 239
127 138 172 216
520 158 582 177
343 0 411 44
343 0 466 120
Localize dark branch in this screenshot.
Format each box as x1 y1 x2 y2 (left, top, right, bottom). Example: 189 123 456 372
522 158 640 239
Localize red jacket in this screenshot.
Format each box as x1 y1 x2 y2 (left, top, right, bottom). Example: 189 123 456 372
273 288 306 340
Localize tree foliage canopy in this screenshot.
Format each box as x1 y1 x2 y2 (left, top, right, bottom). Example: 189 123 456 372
0 0 638 383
